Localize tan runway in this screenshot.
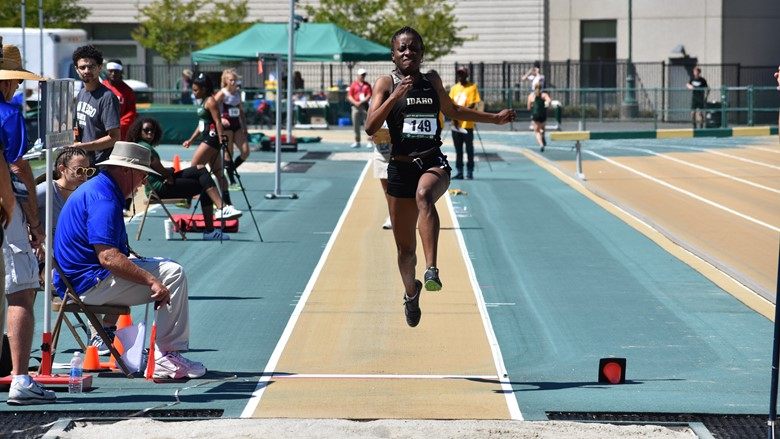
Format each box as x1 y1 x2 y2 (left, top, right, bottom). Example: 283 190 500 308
553 141 780 304
250 166 512 419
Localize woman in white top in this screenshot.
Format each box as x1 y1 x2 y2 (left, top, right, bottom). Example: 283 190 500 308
215 68 250 190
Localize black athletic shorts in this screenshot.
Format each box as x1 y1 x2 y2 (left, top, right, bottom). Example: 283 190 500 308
201 127 222 149
387 153 451 198
224 117 242 132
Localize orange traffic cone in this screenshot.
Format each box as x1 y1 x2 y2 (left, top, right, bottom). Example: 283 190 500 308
173 154 181 173
106 336 125 370
117 313 133 330
83 345 102 371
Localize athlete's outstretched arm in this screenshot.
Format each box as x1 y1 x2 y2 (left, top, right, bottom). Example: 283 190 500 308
428 70 515 125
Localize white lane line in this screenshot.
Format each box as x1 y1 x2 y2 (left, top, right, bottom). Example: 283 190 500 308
445 194 524 421
752 146 780 154
609 145 780 195
239 160 372 418
270 373 498 380
585 150 780 233
647 144 780 171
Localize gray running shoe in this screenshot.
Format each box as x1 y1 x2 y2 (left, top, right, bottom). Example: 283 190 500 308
403 280 423 327
424 266 442 291
7 379 56 405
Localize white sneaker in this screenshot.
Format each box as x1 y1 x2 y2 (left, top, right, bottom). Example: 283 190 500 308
350 142 361 148
381 216 392 230
203 229 230 241
153 352 206 379
7 378 56 405
215 205 242 220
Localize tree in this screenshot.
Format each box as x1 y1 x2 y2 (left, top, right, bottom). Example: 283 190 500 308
133 0 202 64
133 0 252 64
305 0 468 61
0 0 88 28
197 0 252 49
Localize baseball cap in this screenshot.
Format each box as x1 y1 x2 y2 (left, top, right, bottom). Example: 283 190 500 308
357 68 367 76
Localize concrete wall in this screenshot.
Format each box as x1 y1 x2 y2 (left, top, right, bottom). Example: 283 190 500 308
74 0 544 63
722 0 780 66
549 0 724 63
438 0 544 63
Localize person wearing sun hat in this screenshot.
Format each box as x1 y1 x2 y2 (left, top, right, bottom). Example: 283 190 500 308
1 43 60 405
53 141 207 380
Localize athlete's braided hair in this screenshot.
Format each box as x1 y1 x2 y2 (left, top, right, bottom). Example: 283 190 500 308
53 147 88 179
391 26 425 54
193 72 214 95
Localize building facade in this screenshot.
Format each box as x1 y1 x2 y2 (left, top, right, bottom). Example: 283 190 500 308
74 0 544 65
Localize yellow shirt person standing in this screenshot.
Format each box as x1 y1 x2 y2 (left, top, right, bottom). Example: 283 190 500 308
449 67 481 179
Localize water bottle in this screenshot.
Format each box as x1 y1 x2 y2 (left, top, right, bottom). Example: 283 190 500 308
69 351 83 394
164 219 173 240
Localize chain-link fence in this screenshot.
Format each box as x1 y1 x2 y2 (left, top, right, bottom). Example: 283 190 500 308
121 60 779 128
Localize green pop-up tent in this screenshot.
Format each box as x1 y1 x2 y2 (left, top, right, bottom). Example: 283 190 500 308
192 22 390 62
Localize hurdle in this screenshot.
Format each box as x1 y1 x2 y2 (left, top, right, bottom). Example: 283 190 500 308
550 126 779 181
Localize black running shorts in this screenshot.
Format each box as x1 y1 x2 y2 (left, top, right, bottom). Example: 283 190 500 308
387 154 451 198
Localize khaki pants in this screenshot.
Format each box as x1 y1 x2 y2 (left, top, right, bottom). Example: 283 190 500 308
351 105 367 142
81 257 190 353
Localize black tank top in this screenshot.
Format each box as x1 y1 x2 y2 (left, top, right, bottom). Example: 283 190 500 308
531 94 546 119
387 71 442 156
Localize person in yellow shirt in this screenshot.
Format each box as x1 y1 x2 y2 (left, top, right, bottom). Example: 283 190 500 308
448 67 481 179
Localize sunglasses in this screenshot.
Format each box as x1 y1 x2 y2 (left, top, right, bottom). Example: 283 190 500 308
142 127 156 134
70 166 96 177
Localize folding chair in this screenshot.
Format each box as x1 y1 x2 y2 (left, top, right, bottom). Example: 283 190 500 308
49 259 134 377
135 190 188 241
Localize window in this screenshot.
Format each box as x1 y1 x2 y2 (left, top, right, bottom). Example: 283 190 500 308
580 20 617 88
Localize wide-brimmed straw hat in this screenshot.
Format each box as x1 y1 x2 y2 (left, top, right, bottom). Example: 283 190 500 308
0 44 44 81
97 141 160 176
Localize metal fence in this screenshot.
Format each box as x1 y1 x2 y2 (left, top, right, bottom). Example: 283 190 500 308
122 60 779 128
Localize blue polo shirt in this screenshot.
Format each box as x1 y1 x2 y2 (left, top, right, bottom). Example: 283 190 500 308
0 97 26 164
54 171 129 297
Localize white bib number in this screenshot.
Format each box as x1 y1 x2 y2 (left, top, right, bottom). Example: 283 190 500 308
402 113 436 139
198 120 205 131
228 107 240 117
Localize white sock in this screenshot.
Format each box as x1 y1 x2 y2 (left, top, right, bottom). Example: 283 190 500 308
12 374 31 385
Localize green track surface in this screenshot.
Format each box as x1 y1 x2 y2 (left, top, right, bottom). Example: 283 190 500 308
4 133 774 421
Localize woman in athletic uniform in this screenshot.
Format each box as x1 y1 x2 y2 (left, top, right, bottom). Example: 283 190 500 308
215 69 250 190
128 117 241 240
183 73 234 210
527 82 551 151
365 26 515 327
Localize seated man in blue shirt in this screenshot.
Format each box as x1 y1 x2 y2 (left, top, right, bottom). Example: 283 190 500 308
54 141 206 379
